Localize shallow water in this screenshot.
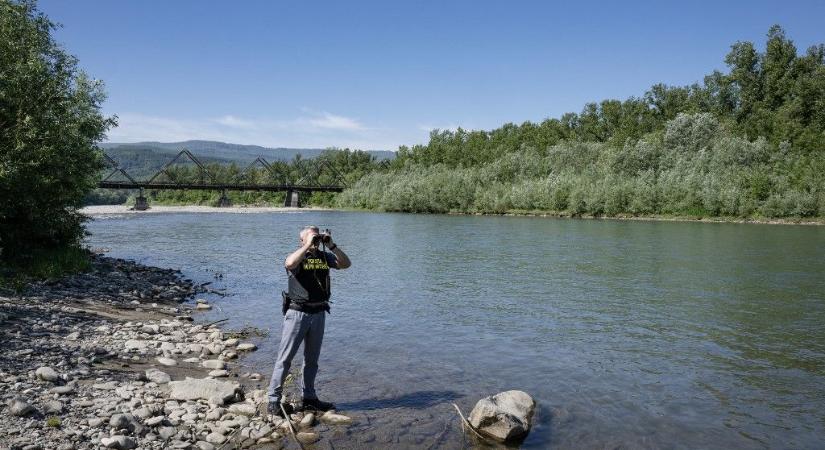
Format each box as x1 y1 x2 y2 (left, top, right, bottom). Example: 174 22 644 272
85 210 825 449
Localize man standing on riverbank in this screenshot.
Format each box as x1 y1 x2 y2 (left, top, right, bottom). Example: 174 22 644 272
267 225 351 418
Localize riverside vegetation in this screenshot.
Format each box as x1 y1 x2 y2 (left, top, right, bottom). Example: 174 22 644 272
337 26 825 221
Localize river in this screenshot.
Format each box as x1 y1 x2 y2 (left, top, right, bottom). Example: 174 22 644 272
85 210 825 449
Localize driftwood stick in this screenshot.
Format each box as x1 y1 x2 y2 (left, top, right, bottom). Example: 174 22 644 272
451 403 488 441
203 318 229 328
281 404 305 450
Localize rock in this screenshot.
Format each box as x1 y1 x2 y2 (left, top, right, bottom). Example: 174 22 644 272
8 398 36 416
320 412 352 425
168 378 240 404
202 360 225 370
195 303 212 310
156 357 177 367
299 413 315 428
296 432 319 444
145 368 171 384
66 331 81 340
188 344 203 354
236 343 257 351
141 324 160 334
158 426 177 441
124 339 148 350
100 435 137 449
43 400 64 414
468 390 536 442
132 407 153 419
205 432 226 444
209 369 229 377
223 338 239 347
195 442 215 450
228 403 257 416
50 385 75 395
88 418 105 427
109 413 139 433
35 366 60 382
145 416 165 426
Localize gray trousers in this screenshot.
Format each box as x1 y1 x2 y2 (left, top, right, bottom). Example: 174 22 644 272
267 308 326 402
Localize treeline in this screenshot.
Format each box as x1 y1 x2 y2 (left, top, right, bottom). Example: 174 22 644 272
338 26 825 219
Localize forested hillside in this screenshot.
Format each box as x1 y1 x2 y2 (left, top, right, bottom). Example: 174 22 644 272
337 26 825 219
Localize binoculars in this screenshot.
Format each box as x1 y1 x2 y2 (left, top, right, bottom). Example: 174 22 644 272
311 229 332 245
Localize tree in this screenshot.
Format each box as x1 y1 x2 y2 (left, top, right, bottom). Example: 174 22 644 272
0 0 115 266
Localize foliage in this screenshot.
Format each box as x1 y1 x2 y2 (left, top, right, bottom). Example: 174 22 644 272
338 113 823 218
340 26 824 219
46 416 61 428
0 0 115 268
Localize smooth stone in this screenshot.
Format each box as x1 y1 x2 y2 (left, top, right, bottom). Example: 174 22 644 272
51 385 75 395
100 435 137 450
158 426 177 440
66 331 81 340
142 324 160 334
168 378 239 403
320 412 352 425
468 390 536 442
109 413 138 433
195 303 212 310
299 413 315 428
236 343 257 352
209 369 229 377
145 416 165 426
296 432 319 444
35 366 60 382
195 442 215 450
44 400 64 414
228 403 257 416
8 398 36 416
145 368 171 384
205 408 225 421
205 432 226 444
157 357 177 367
202 360 225 370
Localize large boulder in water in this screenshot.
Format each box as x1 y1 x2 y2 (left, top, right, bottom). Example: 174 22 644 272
468 390 536 442
168 377 241 404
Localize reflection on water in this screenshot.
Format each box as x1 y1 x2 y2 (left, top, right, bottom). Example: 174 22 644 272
86 211 825 449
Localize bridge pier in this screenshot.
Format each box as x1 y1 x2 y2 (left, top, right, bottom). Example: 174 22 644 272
217 189 232 207
133 188 149 211
284 190 301 207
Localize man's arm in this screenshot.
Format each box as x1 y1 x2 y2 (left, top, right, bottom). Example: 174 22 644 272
285 241 313 270
331 246 351 269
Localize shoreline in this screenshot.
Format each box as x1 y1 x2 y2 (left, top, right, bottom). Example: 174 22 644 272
0 255 346 449
80 204 824 225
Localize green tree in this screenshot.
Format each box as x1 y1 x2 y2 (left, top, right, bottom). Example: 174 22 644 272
0 0 115 267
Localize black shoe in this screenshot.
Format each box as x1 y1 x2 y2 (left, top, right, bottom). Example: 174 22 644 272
267 400 294 419
302 397 335 412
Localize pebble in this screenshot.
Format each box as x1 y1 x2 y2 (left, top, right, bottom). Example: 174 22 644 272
209 369 229 377
195 303 212 310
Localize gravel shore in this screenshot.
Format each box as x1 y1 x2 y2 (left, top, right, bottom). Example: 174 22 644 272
0 255 350 450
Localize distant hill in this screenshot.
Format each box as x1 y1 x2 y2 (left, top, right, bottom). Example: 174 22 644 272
100 140 395 178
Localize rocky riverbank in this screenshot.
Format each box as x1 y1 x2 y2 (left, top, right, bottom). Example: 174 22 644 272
0 255 350 450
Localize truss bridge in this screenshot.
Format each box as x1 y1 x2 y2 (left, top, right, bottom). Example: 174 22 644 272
99 149 346 209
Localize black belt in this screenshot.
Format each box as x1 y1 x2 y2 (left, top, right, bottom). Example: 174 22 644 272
288 301 330 314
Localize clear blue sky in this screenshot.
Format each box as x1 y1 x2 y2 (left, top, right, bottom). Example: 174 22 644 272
39 0 825 150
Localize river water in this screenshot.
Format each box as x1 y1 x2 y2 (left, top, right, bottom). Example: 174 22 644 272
85 210 825 449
